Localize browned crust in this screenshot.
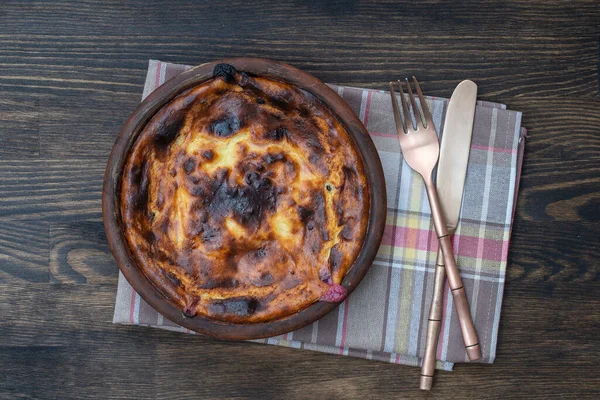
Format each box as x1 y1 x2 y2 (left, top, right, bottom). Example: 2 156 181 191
120 65 369 323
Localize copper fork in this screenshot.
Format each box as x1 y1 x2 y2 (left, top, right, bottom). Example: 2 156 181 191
389 78 481 362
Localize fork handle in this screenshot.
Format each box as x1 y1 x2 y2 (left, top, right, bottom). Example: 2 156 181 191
423 178 481 361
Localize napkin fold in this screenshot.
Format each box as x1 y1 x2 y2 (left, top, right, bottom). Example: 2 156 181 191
113 60 525 371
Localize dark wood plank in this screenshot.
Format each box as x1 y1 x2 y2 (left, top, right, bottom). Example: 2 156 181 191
38 92 139 161
512 98 600 162
0 220 49 283
0 159 104 222
517 157 600 222
0 345 157 400
0 34 596 99
0 94 39 159
0 285 159 399
0 0 598 37
507 219 600 294
0 285 156 398
49 221 117 284
0 284 123 347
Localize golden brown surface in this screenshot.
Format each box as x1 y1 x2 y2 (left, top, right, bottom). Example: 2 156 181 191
120 65 369 323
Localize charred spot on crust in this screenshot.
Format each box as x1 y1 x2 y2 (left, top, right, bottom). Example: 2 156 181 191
342 165 362 197
142 229 156 244
183 157 195 174
186 174 201 185
154 248 175 265
201 149 214 160
297 206 313 223
188 185 205 197
256 97 265 104
244 171 260 186
198 210 208 223
156 217 170 235
264 152 285 165
213 63 238 83
208 297 260 317
281 276 302 290
186 217 204 236
255 247 267 258
329 245 344 274
153 113 185 156
198 277 238 289
319 267 332 284
129 162 150 211
264 126 289 141
293 118 326 154
341 224 354 241
204 171 277 229
155 192 165 210
343 165 357 180
312 191 329 241
298 105 312 118
188 166 278 231
268 93 292 112
161 268 183 288
201 226 220 242
210 115 241 137
215 168 229 182
336 204 346 227
251 272 274 287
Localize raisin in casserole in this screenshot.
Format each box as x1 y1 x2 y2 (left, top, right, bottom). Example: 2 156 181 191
120 64 369 323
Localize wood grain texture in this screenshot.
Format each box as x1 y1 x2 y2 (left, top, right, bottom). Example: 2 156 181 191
0 220 48 283
0 0 599 399
0 94 39 159
50 221 117 284
0 159 104 221
0 34 597 112
0 0 598 37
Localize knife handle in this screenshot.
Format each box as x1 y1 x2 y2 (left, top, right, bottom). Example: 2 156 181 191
424 179 481 361
439 234 481 360
420 249 446 390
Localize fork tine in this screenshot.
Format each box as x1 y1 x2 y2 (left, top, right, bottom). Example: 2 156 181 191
389 81 407 134
397 80 411 132
412 76 432 128
404 78 422 130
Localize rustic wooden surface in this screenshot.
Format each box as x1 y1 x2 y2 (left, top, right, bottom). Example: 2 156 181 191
1 1 599 398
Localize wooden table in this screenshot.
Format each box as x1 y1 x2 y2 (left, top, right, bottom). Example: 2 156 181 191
1 1 598 398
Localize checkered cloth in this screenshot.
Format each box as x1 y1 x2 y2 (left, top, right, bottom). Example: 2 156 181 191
113 60 525 371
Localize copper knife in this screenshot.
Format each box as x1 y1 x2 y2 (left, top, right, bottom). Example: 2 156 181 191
420 80 478 390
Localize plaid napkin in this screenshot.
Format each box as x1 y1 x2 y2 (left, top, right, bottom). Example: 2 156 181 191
113 60 525 371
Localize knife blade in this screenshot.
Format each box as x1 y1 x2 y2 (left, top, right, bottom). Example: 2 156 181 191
420 80 477 390
437 80 478 232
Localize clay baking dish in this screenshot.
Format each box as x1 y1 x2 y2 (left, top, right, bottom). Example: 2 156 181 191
103 58 386 340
